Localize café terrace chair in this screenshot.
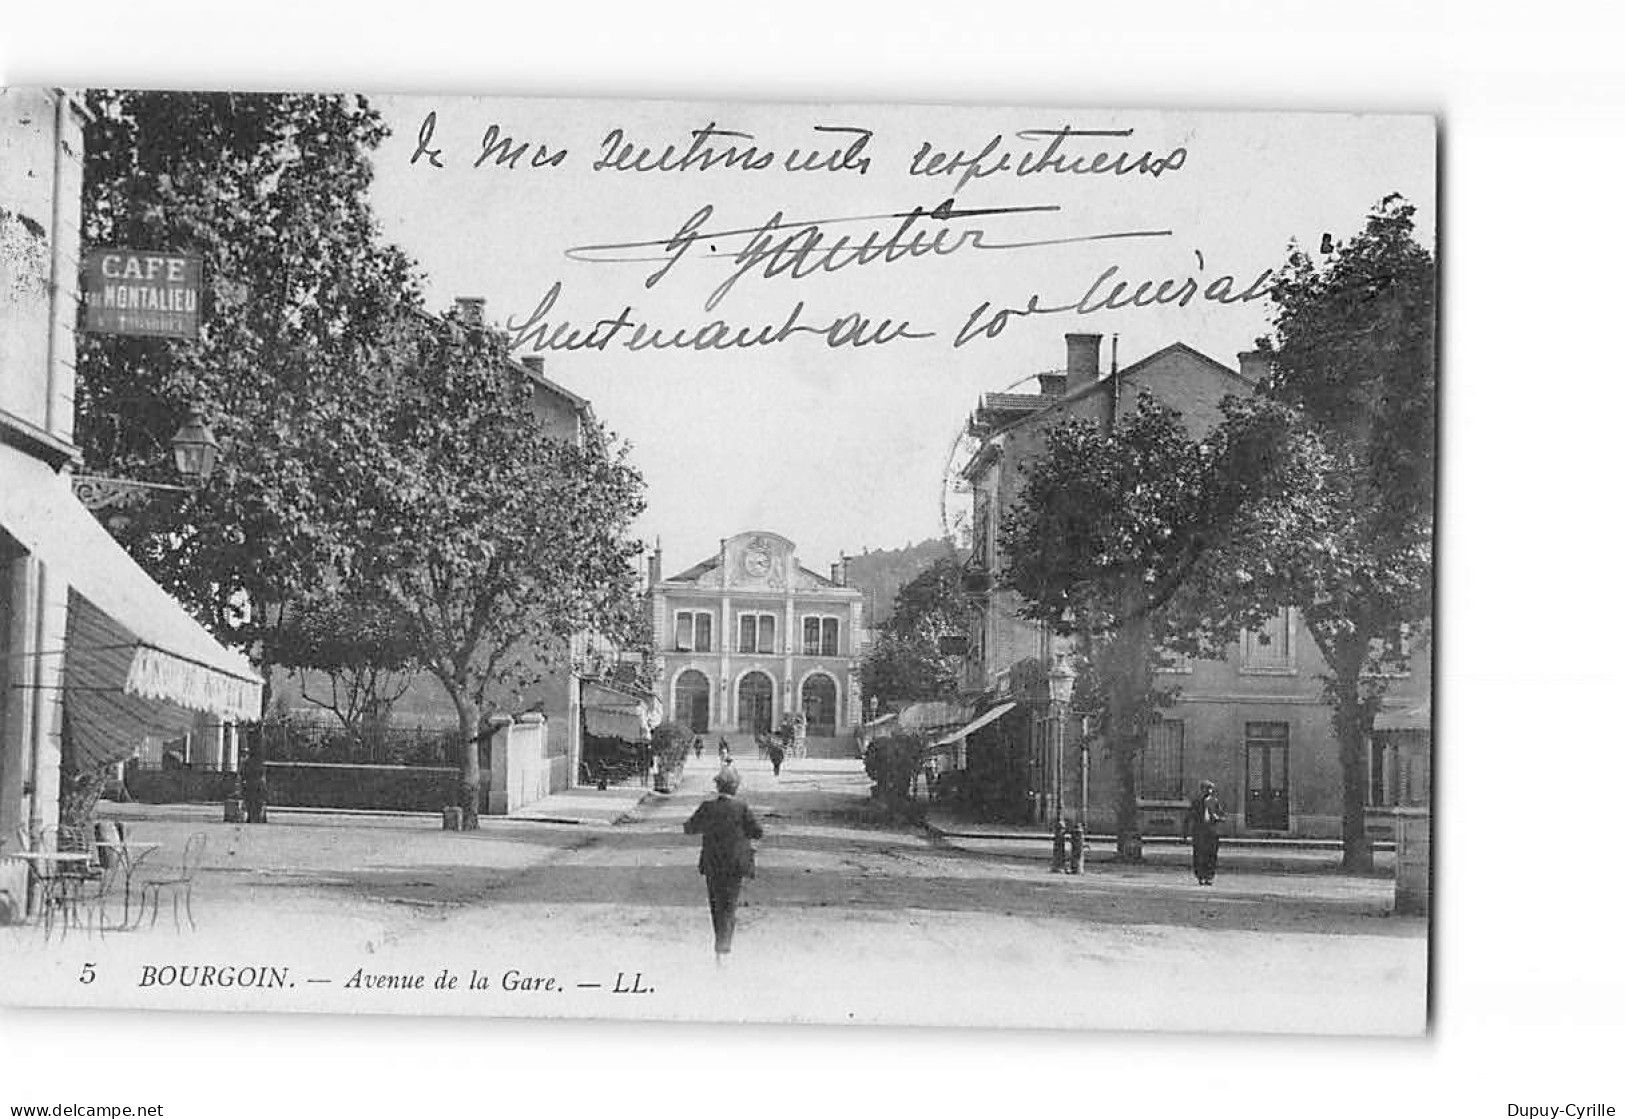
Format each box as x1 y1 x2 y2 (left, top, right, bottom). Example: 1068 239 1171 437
0 834 23 926
92 820 156 931
12 825 97 939
55 824 117 936
138 831 207 932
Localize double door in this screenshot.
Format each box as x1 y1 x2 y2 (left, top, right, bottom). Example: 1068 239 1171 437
1245 722 1290 831
737 672 775 736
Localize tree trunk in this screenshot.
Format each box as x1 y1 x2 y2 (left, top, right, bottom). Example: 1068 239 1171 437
1111 737 1142 861
1103 610 1151 862
453 693 481 831
1328 649 1375 873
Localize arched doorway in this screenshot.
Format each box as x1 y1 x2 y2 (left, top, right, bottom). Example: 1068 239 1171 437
801 673 838 736
737 672 774 736
673 669 710 734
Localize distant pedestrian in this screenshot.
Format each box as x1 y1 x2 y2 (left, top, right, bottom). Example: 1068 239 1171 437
694 736 704 759
683 766 763 964
242 746 270 825
717 745 739 791
767 739 785 777
1183 779 1225 885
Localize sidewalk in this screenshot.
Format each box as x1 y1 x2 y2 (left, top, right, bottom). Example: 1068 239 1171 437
102 776 667 831
920 803 1398 876
505 780 659 826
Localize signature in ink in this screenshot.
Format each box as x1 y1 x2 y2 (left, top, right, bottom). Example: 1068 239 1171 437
566 199 1172 312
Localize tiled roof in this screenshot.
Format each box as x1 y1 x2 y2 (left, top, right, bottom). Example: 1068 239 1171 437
665 557 719 582
981 392 1050 412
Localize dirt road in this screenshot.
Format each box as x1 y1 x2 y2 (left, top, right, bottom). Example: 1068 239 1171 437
0 757 1426 1035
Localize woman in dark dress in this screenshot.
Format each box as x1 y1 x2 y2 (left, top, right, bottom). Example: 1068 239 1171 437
683 766 764 963
1183 779 1226 885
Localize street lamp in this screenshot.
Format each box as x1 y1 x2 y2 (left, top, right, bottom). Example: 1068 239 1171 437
74 406 219 512
169 406 219 485
1046 655 1082 873
1046 655 1076 827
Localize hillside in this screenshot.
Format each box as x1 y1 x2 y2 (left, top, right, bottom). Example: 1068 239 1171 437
844 538 965 628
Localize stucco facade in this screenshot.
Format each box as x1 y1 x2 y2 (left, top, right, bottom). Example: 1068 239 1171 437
1 89 85 915
650 532 864 755
2 90 261 920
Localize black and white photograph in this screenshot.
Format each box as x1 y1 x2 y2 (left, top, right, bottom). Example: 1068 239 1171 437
2 88 1435 1032
0 8 1620 1118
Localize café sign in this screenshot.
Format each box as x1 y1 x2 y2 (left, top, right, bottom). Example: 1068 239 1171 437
82 249 202 339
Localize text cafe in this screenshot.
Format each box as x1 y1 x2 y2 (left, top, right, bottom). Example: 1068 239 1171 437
81 249 201 339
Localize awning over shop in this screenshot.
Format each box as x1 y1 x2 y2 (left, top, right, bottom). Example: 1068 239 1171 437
581 680 654 742
896 700 971 732
860 712 896 733
1 452 262 765
931 701 1017 747
1374 701 1431 734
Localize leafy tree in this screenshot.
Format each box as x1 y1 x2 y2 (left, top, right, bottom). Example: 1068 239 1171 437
77 95 649 830
890 555 973 636
1000 396 1323 859
860 555 973 710
261 587 420 750
601 597 656 696
76 90 420 668
343 312 646 827
863 734 931 805
1255 194 1436 871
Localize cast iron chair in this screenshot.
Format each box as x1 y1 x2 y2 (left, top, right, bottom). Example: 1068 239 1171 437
12 825 100 938
137 831 207 932
55 824 118 936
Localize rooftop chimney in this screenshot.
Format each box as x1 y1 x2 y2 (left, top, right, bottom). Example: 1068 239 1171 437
1236 350 1271 383
1036 372 1067 396
519 355 546 378
649 539 663 586
453 296 486 327
1065 333 1102 393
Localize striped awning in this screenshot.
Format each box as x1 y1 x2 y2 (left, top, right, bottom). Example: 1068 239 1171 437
581 680 654 742
897 700 972 731
583 706 648 742
930 702 1018 747
63 590 218 765
1374 701 1431 733
1 451 262 766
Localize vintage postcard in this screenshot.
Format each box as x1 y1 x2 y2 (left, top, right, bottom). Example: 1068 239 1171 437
0 89 1435 1035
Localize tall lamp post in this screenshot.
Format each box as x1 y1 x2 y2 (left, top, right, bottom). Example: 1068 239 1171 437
1045 655 1080 873
1046 656 1076 827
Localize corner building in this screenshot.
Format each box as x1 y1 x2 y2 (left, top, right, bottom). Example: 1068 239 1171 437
958 333 1430 839
650 532 863 757
2 90 260 921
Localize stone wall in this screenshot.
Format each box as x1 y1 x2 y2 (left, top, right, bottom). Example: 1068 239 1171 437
488 713 562 814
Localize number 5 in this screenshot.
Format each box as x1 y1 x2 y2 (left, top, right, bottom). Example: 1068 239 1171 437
79 962 97 985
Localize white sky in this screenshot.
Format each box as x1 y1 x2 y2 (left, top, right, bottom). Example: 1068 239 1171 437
364 99 1435 574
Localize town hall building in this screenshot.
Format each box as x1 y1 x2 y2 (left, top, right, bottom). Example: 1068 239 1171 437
650 532 864 756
